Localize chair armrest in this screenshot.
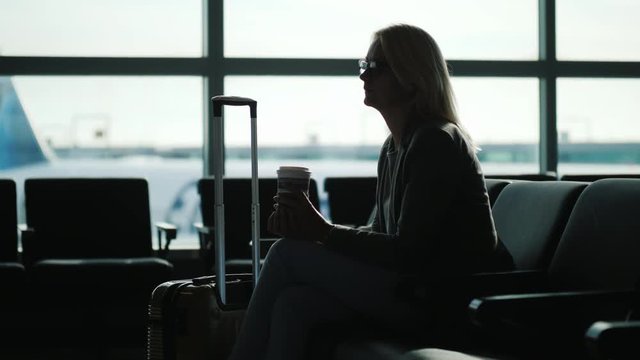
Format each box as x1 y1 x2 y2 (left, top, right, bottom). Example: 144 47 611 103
466 270 548 296
18 224 34 238
469 289 639 333
398 270 547 303
585 320 640 360
155 222 177 258
156 222 177 238
193 222 213 235
18 224 37 266
193 222 215 256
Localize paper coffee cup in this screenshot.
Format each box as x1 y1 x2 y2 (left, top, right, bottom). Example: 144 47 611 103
277 166 311 195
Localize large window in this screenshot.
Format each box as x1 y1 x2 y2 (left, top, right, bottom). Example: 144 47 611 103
223 76 540 177
2 0 640 249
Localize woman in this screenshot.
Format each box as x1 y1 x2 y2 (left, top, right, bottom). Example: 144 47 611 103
228 24 510 360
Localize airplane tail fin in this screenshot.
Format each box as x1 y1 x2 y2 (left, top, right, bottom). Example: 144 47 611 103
0 77 51 170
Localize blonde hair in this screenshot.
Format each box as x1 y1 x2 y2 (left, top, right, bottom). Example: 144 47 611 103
374 24 474 145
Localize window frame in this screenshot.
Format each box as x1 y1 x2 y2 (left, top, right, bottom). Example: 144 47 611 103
1 0 640 176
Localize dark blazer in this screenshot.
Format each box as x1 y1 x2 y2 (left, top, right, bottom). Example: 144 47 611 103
324 119 503 281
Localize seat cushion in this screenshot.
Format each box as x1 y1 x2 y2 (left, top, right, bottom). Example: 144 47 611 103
28 258 172 348
32 257 173 287
334 343 501 360
402 348 501 360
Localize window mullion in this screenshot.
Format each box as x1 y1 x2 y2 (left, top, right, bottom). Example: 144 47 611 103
204 0 224 176
539 0 558 175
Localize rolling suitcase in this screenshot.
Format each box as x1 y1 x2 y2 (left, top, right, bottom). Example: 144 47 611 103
147 96 262 360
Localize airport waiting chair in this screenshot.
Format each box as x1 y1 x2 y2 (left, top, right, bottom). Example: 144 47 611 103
324 176 377 227
426 180 589 351
196 177 321 274
327 181 600 360
465 179 640 359
560 173 640 182
21 178 175 348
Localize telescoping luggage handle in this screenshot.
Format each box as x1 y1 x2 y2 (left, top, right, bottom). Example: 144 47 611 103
212 95 260 305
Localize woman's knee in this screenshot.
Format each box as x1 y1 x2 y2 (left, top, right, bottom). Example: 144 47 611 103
266 238 316 262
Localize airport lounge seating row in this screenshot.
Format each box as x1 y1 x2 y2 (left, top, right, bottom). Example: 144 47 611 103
321 173 640 225
326 178 640 360
0 176 321 351
2 175 640 358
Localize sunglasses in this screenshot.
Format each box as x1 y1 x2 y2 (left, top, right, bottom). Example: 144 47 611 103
358 59 388 74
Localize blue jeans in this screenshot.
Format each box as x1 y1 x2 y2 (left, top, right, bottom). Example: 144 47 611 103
228 238 421 360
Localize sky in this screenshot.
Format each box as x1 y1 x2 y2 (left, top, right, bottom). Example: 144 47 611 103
1 0 640 148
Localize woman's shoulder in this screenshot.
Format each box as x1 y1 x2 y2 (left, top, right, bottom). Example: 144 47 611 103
409 120 460 147
406 120 477 159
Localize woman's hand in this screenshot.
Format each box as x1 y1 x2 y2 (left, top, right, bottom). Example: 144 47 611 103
267 191 333 242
